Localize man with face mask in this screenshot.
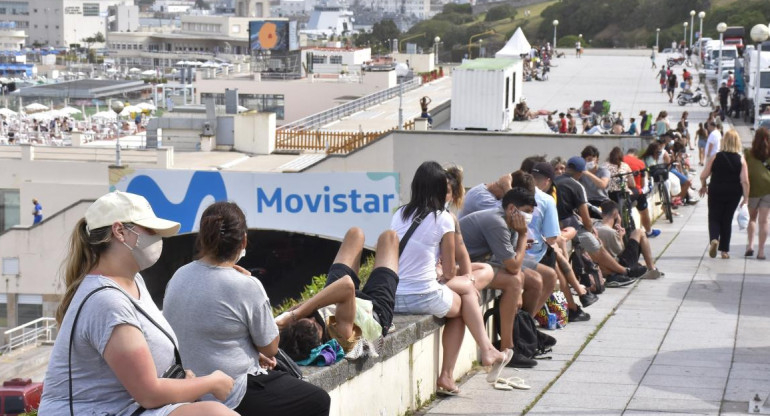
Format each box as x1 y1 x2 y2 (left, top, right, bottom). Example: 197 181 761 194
578 146 610 209
459 188 548 368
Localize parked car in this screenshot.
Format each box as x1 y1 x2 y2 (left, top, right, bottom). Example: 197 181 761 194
0 378 43 415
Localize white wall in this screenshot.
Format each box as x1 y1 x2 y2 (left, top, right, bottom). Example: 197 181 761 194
392 52 435 73
233 112 276 154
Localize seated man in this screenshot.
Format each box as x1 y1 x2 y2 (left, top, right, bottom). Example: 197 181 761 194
458 174 512 218
596 201 662 279
459 188 548 368
579 146 610 208
625 118 638 135
277 228 399 362
554 156 647 287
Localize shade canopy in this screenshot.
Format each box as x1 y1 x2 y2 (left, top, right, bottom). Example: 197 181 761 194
495 27 532 59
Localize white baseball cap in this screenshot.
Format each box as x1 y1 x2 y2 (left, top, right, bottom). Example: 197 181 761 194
85 191 180 237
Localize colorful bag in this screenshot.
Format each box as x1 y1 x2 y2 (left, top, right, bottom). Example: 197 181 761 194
548 291 569 327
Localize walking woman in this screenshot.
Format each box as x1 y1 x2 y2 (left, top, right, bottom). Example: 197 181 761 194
39 191 236 416
699 130 750 259
163 202 330 416
745 127 770 259
392 161 511 396
695 122 708 166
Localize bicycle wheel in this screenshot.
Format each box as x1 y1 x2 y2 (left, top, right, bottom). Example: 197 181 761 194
659 182 674 223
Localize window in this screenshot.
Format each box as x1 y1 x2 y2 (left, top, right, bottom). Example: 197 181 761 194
82 3 99 16
329 55 342 64
16 294 42 326
231 24 240 33
0 189 19 232
3 395 24 413
312 55 326 64
0 293 7 327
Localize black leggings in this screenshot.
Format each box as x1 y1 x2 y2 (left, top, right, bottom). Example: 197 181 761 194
708 191 741 252
234 370 330 416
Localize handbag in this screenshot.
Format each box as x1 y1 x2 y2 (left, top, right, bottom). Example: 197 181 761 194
274 348 304 379
69 285 185 416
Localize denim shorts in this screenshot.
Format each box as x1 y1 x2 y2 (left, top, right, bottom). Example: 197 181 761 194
670 168 688 185
394 285 454 318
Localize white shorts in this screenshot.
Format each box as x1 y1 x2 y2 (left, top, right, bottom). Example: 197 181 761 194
394 285 454 318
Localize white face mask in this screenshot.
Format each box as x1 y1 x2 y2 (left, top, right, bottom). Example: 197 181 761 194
586 161 596 170
123 227 163 270
521 211 533 225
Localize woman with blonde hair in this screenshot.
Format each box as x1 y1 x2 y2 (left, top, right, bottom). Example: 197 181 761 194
700 130 750 259
745 127 770 259
39 191 236 416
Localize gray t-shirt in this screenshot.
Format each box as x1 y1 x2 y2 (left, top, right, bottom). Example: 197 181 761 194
163 260 279 408
459 207 519 263
458 184 500 219
39 275 183 416
579 167 610 203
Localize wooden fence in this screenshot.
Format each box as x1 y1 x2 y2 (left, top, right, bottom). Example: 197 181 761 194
275 120 415 154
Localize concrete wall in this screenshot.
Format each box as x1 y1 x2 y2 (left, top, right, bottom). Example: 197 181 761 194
233 112 276 154
306 130 648 202
392 52 435 73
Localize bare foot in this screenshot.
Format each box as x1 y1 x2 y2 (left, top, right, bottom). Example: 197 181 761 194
480 347 505 367
436 375 458 392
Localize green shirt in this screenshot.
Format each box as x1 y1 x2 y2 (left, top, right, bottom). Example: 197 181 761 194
745 148 770 198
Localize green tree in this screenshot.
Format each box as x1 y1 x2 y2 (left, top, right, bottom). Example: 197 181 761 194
81 32 104 50
484 4 516 22
372 19 400 46
442 3 472 14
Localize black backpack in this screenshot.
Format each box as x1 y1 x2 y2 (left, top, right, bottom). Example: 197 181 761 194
570 249 605 294
483 299 555 359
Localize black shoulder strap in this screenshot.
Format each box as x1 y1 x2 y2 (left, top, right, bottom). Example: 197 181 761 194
398 211 430 256
68 285 181 416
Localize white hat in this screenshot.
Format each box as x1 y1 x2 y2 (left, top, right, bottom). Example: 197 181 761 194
85 191 180 237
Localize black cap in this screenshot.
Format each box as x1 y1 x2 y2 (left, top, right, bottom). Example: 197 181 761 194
531 162 555 181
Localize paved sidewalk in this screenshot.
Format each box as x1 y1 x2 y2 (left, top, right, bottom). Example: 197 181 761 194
421 52 770 416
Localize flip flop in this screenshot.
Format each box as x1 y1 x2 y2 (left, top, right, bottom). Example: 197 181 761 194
497 377 532 390
493 381 513 391
436 386 460 397
486 349 514 383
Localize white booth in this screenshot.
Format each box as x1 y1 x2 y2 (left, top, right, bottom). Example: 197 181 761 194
450 58 523 131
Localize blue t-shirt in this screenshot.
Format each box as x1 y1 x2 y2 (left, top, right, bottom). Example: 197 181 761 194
33 203 42 224
525 188 560 262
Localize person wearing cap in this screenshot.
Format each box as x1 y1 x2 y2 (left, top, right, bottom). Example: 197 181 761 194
526 161 597 319
39 191 236 416
164 202 331 415
554 157 646 287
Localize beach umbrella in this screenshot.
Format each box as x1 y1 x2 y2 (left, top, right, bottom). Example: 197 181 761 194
91 111 116 120
0 108 17 117
128 67 141 73
141 70 156 76
24 102 49 112
136 102 156 111
119 105 141 116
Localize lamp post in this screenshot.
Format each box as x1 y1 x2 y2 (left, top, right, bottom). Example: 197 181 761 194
683 22 688 52
751 24 770 129
689 10 696 49
478 39 483 58
110 100 124 166
656 28 660 52
717 22 727 87
698 11 706 55
434 36 440 65
552 20 559 51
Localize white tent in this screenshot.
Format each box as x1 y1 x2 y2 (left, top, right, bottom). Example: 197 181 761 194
495 27 532 59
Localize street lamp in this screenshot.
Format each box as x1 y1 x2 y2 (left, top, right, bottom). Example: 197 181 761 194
689 10 696 49
110 100 124 166
698 11 706 54
478 39 483 58
683 22 688 52
552 20 559 51
434 36 440 65
656 28 660 52
717 22 727 86
751 24 770 129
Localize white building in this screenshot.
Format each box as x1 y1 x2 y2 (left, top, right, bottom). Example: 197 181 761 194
276 0 314 16
304 46 370 74
0 0 127 47
0 24 26 50
366 0 429 18
106 2 139 33
151 0 195 13
303 4 354 38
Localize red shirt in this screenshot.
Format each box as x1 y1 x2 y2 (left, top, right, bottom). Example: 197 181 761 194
623 154 646 191
559 118 568 133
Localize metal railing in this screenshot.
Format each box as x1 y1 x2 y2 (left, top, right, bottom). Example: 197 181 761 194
2 317 57 353
277 77 423 132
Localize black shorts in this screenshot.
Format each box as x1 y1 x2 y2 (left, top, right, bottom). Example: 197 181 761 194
631 188 649 211
234 370 330 416
539 245 557 268
617 239 641 268
326 263 398 337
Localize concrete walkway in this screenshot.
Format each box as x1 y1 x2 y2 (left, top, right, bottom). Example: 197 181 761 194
421 51 770 416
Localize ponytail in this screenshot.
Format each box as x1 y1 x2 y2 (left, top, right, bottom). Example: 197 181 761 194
196 202 247 263
56 218 113 325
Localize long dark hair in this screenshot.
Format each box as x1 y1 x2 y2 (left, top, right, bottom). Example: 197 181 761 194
401 161 447 221
197 201 247 262
607 147 624 166
641 142 661 161
751 127 770 161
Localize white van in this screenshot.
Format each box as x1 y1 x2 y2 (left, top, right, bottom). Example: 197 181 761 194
709 45 738 70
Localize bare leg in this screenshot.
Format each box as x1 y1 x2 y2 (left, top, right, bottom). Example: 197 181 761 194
759 206 770 258
445 277 505 366
590 247 627 275
521 268 543 316
332 227 364 274
534 264 556 312
747 207 759 254
484 268 522 350
555 266 577 309
437 314 465 392
171 402 238 416
630 229 655 269
638 207 652 234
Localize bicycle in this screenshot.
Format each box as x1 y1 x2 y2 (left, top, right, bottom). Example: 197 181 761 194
609 169 645 240
647 163 674 223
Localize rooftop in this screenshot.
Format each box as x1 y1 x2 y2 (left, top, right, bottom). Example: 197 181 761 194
15 80 148 99
457 57 519 70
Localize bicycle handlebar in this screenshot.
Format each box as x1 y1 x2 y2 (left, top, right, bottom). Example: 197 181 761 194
609 168 647 179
